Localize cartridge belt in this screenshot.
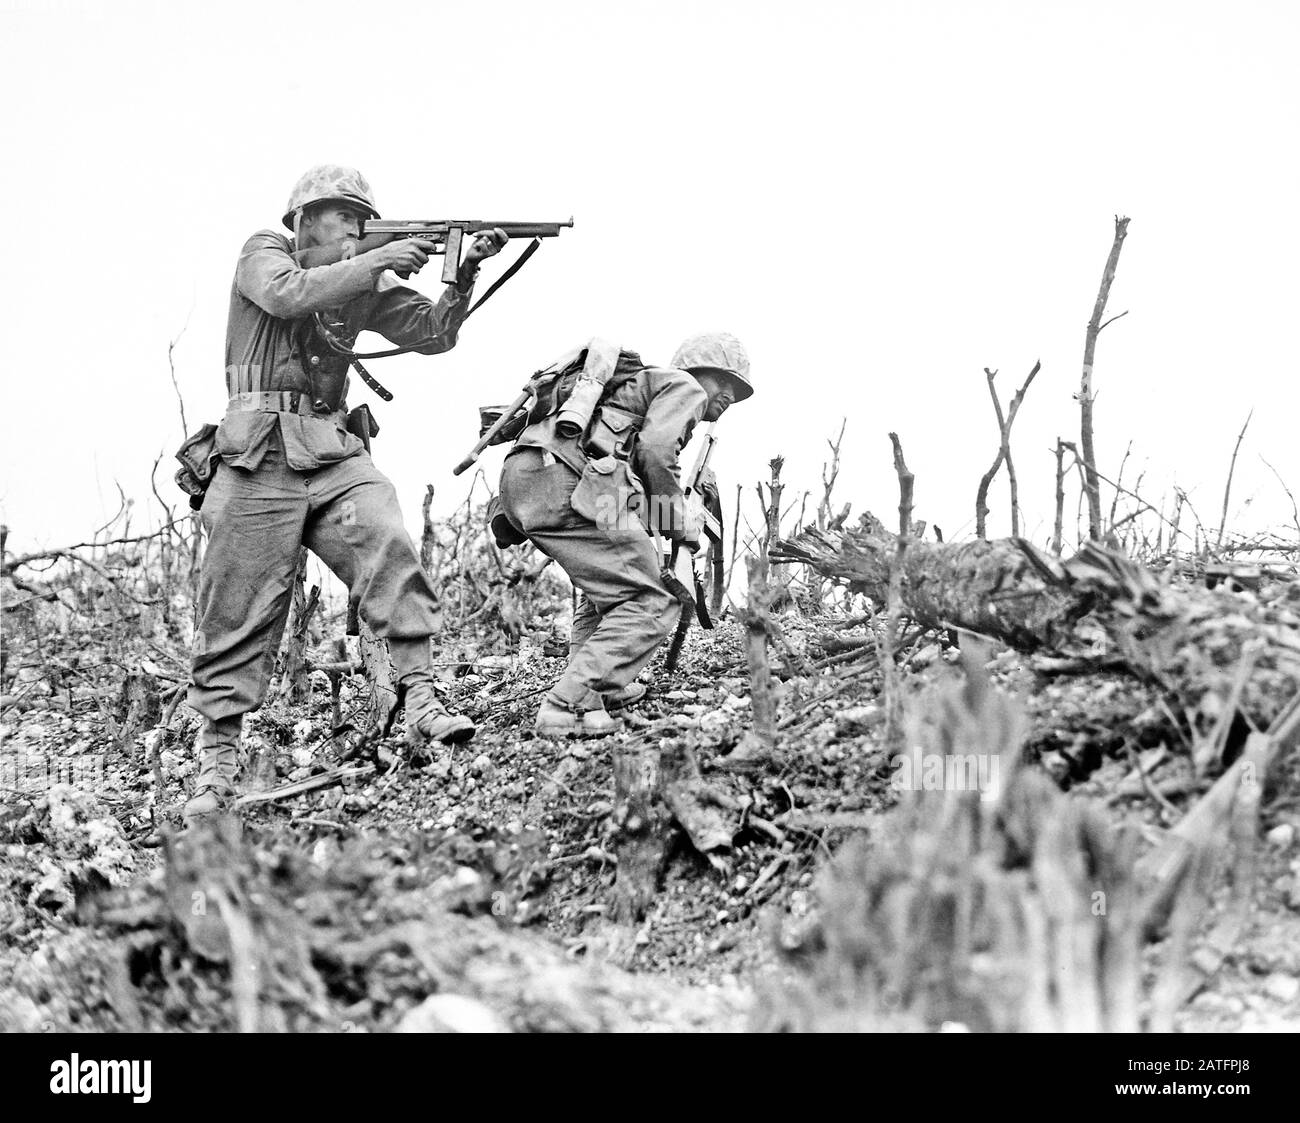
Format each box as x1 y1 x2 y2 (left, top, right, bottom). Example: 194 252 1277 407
226 390 339 417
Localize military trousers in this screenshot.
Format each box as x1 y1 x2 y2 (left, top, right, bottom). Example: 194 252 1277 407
499 448 678 711
189 440 439 723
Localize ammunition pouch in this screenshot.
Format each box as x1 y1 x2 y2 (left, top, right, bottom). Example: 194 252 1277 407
174 423 221 511
570 454 645 537
582 403 641 460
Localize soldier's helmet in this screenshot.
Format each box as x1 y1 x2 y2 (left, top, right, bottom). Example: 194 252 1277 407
670 332 753 401
281 165 381 230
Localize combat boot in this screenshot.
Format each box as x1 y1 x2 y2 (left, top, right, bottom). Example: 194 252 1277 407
602 682 647 711
182 717 242 826
534 698 623 737
404 676 476 748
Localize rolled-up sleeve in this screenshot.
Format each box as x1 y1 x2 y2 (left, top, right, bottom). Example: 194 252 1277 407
362 273 476 355
634 368 708 538
236 230 379 318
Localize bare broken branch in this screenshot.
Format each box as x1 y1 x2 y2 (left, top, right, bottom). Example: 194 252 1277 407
1080 215 1131 540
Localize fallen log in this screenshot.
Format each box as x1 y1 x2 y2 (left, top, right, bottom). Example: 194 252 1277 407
774 518 1300 732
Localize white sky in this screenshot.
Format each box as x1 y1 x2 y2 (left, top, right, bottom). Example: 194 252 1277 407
2 0 1297 558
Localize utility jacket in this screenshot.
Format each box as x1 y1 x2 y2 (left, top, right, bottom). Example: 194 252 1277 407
513 354 708 539
216 229 475 472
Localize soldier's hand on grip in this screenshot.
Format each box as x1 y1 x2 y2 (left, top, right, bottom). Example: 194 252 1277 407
377 237 438 277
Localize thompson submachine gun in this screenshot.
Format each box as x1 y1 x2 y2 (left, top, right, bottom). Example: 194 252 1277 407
296 217 574 284
293 218 573 408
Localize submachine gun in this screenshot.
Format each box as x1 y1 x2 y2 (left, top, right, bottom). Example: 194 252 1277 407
292 218 573 422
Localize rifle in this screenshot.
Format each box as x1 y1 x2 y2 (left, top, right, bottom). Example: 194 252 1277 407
453 385 535 476
296 218 574 284
664 424 725 671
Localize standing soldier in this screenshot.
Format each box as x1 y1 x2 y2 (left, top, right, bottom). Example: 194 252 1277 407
496 333 752 735
183 165 507 824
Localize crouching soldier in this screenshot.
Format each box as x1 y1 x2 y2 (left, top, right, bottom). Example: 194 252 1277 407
495 333 752 735
183 165 507 824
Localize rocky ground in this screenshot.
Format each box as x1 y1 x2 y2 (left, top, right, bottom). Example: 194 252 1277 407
2 529 1299 1032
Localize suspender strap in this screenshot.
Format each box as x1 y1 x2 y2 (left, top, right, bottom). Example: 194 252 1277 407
349 358 393 402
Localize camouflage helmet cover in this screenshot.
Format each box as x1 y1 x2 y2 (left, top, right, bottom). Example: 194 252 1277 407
281 164 380 230
670 332 753 401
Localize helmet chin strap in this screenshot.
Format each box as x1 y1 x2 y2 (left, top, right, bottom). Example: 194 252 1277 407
292 207 305 246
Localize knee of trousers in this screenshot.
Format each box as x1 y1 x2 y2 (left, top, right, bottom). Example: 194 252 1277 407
632 590 679 643
353 538 439 636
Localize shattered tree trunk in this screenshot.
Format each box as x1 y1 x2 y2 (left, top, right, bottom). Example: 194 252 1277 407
275 549 317 709
763 659 1144 1032
358 621 399 731
773 521 1300 730
611 739 732 923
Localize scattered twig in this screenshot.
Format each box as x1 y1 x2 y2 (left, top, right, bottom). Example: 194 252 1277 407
778 663 877 731
167 312 192 439
1260 455 1300 544
232 764 375 809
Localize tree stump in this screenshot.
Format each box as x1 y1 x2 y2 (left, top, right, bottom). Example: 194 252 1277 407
114 672 162 753
611 742 667 923
611 738 739 922
760 654 1145 1032
274 548 317 710
357 620 398 732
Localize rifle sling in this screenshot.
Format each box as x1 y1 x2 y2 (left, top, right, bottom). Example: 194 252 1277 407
466 238 542 319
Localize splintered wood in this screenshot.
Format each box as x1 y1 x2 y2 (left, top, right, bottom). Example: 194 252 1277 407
275 547 317 709
770 516 1300 1031
744 555 776 747
762 655 1144 1032
611 743 666 924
